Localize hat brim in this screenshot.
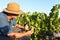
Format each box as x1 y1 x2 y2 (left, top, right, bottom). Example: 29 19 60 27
3 9 23 15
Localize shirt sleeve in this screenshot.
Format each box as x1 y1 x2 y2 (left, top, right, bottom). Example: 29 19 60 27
10 18 16 26
0 13 10 35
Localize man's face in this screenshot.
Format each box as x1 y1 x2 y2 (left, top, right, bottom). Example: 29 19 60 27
11 15 17 18
7 13 18 19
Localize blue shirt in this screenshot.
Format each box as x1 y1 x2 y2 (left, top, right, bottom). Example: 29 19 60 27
0 12 30 40
0 12 16 35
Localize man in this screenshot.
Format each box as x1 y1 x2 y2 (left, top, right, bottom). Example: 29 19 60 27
0 2 34 40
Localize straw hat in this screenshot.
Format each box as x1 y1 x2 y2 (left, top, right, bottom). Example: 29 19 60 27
3 2 23 14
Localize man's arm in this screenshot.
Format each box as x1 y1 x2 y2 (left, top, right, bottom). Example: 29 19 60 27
7 27 34 38
15 24 24 29
15 24 30 30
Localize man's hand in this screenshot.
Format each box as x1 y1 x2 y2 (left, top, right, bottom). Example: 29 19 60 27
24 24 30 30
7 33 15 38
26 27 34 36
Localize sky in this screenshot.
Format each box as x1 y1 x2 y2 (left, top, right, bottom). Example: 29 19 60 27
0 0 60 17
